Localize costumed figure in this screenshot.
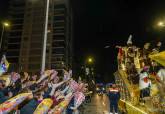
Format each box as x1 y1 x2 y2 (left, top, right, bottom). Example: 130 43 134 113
126 35 135 64
139 66 151 104
116 45 125 70
141 43 151 67
125 35 137 76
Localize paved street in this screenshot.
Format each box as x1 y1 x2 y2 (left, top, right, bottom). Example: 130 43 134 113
83 94 110 114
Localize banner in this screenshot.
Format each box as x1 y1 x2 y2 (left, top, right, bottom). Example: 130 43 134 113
34 98 53 114
0 93 32 114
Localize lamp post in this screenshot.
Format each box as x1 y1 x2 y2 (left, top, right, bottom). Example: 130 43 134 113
85 57 95 81
85 57 96 91
41 0 50 72
86 57 94 74
0 22 9 50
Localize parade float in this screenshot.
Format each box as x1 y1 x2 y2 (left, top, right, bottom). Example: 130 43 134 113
114 36 165 114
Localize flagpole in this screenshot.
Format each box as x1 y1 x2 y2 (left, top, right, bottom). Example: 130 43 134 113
41 0 49 72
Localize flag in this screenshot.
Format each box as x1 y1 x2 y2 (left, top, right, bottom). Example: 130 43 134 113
74 92 85 108
0 55 9 75
70 80 79 92
78 83 86 92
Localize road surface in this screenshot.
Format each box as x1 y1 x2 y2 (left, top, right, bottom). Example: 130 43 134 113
83 93 110 114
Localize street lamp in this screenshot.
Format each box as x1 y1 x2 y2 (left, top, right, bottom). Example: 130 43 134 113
88 58 93 63
86 57 94 76
0 22 10 50
157 21 165 27
4 22 9 27
86 57 95 91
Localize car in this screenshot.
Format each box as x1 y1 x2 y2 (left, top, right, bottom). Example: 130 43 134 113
96 83 106 95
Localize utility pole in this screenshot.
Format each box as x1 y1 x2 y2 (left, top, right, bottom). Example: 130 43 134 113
41 0 49 72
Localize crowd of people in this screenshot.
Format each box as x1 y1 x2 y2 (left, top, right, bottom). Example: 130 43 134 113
116 35 165 107
0 58 91 114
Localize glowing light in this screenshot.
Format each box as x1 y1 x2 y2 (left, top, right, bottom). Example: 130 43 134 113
104 45 110 48
88 58 93 63
47 29 51 33
158 21 165 27
102 102 105 106
3 22 9 27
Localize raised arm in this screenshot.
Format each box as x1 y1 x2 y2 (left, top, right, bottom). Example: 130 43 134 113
49 79 70 96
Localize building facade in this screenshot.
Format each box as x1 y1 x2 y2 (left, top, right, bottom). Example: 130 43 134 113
6 0 26 71
6 0 73 73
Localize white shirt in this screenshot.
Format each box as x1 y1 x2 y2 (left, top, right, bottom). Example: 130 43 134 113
139 72 151 90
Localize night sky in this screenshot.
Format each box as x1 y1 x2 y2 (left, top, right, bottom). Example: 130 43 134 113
72 0 165 83
1 0 165 83
0 0 9 20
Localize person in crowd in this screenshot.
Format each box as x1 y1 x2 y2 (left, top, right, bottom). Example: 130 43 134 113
67 95 75 114
4 72 21 98
51 89 65 106
66 93 82 114
108 83 120 114
0 80 8 103
49 77 70 97
84 85 92 103
20 73 27 87
20 92 43 114
0 68 86 114
23 74 38 90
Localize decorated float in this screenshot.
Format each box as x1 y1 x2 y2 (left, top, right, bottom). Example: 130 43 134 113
114 36 165 114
